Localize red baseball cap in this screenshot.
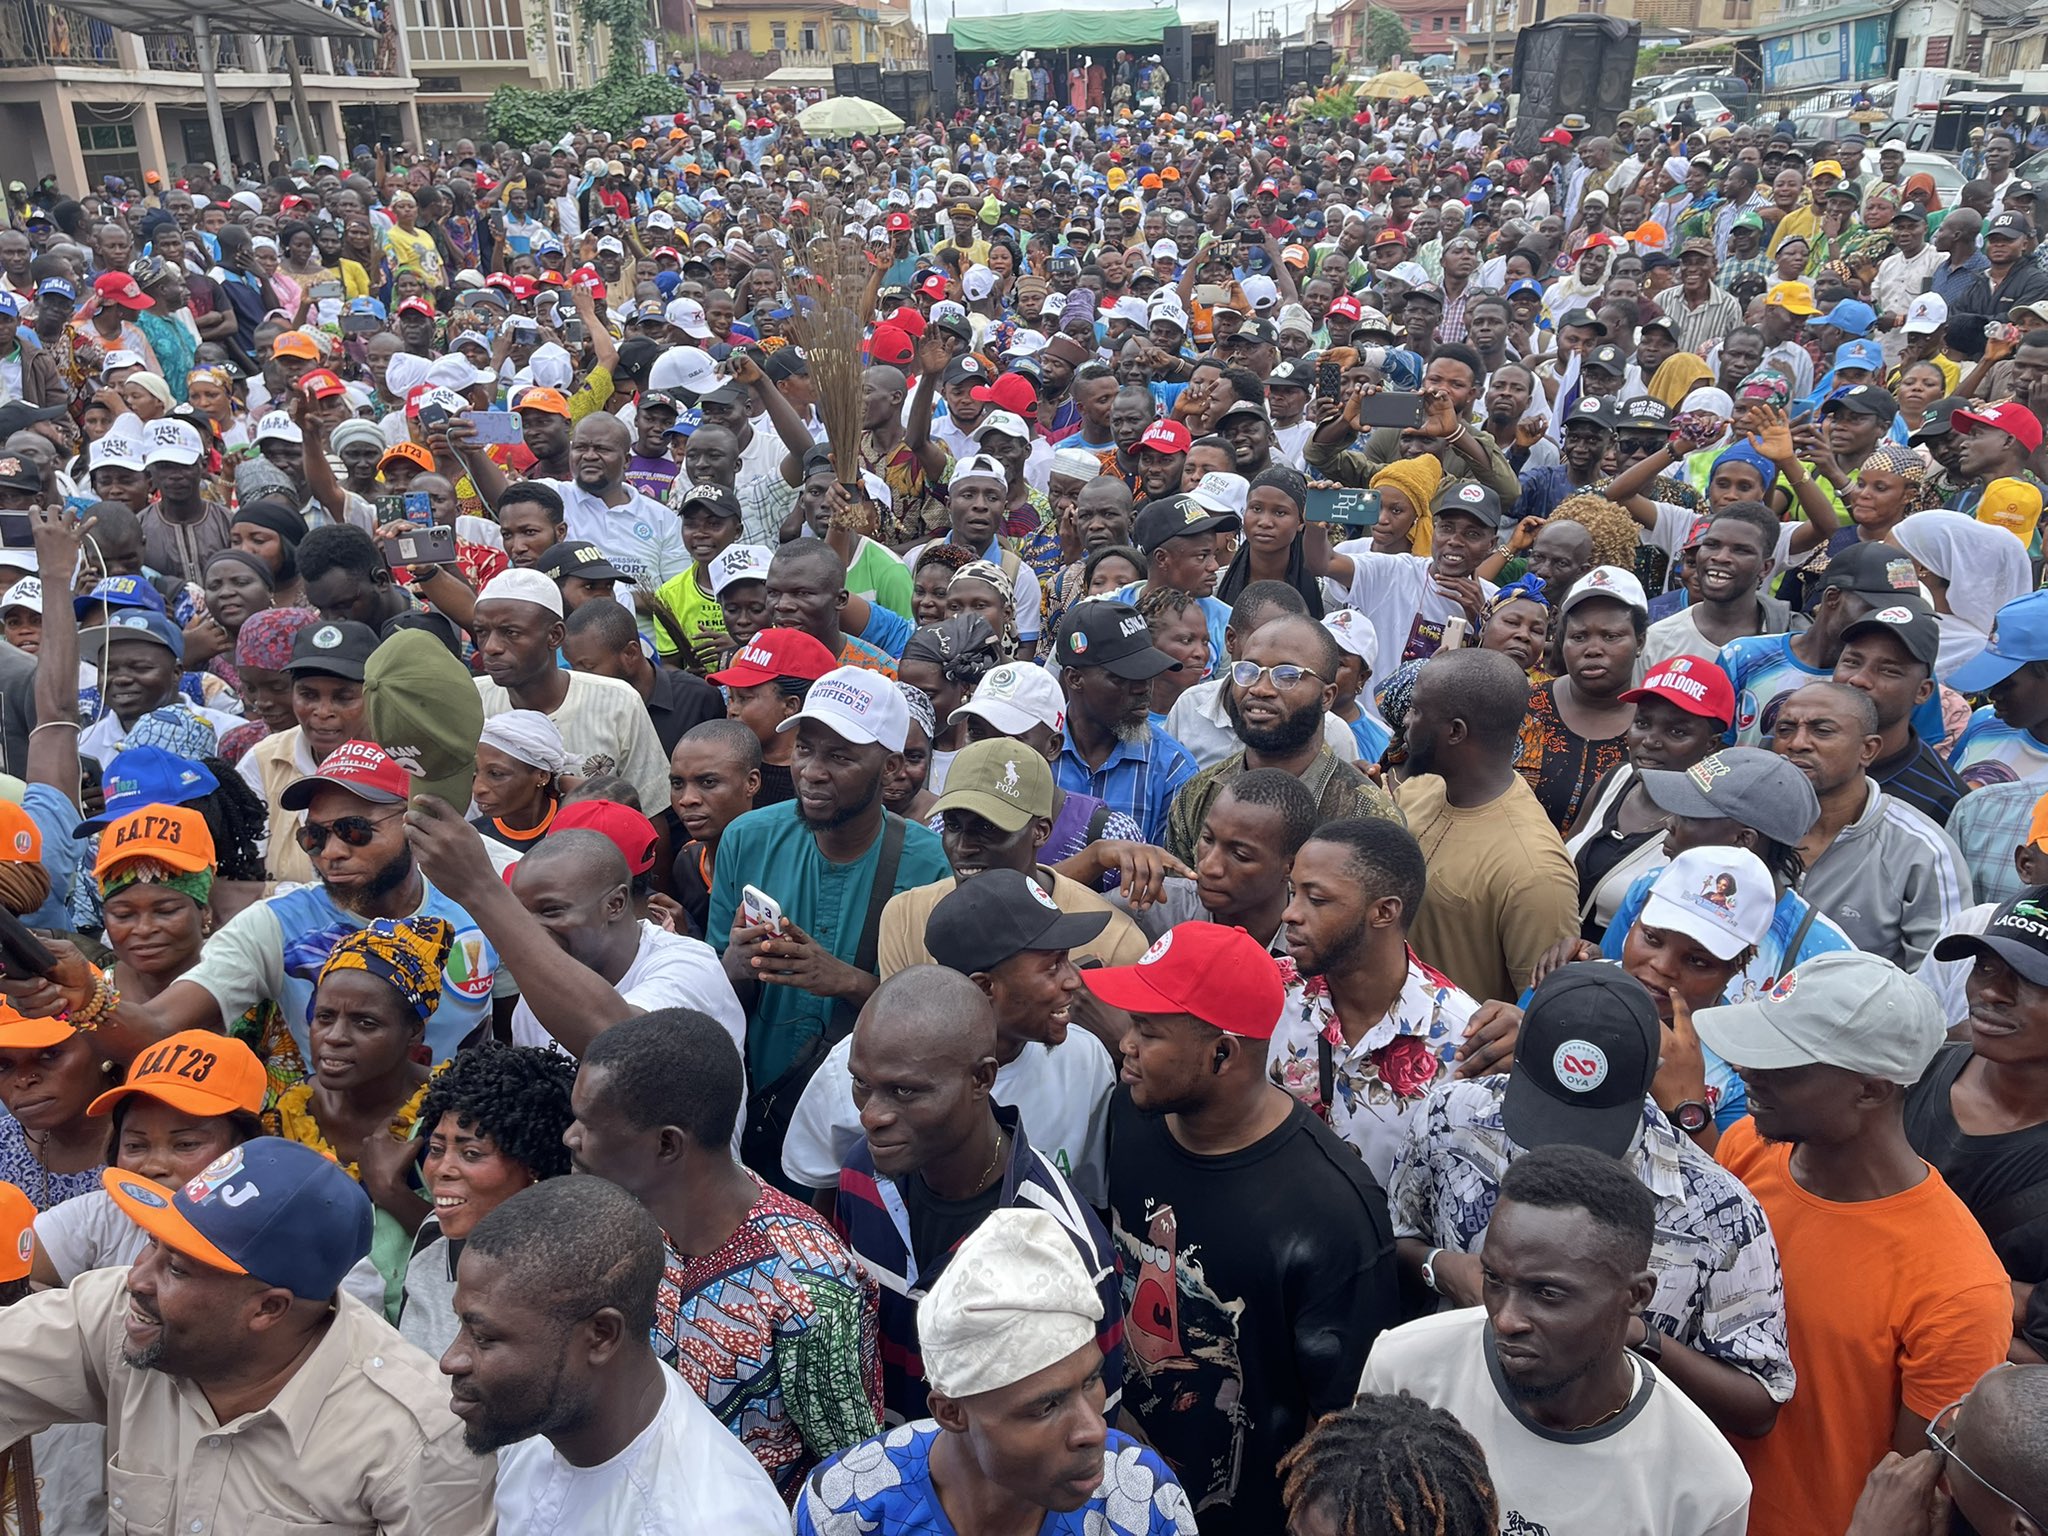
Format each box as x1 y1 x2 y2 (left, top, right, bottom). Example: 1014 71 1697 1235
396 296 436 319
93 272 153 311
1137 419 1192 456
1327 295 1365 320
1954 401 2045 456
279 739 410 810
868 323 915 366
1618 654 1734 725
1080 923 1285 1038
971 374 1037 415
919 272 950 299
507 275 541 302
297 368 347 400
549 800 657 874
889 306 928 340
886 211 914 233
708 628 839 688
1367 166 1395 184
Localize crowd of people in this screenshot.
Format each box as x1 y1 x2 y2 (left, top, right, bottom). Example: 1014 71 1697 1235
0 52 2043 1536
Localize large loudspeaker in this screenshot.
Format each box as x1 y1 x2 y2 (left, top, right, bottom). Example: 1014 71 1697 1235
833 63 861 96
1230 54 1284 111
1161 25 1192 106
930 33 957 111
1510 18 1639 154
1308 42 1333 84
878 69 933 121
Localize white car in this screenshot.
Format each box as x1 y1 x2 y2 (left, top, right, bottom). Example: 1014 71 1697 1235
1639 90 1735 127
1896 150 1965 200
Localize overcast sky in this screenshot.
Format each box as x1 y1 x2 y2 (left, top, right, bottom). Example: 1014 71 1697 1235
912 0 1336 47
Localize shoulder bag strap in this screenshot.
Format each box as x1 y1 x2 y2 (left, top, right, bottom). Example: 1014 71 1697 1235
828 812 906 1042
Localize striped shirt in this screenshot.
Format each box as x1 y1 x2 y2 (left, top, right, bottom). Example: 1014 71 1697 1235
1872 733 1967 828
832 1105 1124 1425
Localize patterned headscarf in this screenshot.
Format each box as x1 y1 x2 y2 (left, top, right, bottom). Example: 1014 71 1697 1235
1736 368 1792 411
317 916 455 1023
950 559 1013 599
901 615 1002 686
896 682 937 742
101 860 212 908
126 706 218 763
1483 571 1550 621
1858 445 1932 511
235 607 319 672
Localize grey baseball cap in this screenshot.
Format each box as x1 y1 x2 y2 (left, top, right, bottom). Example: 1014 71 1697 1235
1639 747 1820 848
1692 951 1945 1084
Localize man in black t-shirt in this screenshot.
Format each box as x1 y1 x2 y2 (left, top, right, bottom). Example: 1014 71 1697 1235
664 719 762 938
1083 922 1399 1536
1915 889 2048 1357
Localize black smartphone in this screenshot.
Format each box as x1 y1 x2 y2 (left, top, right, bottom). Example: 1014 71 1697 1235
564 318 587 345
0 907 56 979
418 402 449 432
341 312 383 335
1356 392 1428 430
1316 358 1342 398
0 513 31 546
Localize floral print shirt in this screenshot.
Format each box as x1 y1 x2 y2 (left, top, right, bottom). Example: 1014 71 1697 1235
1267 948 1478 1183
796 1424 1196 1535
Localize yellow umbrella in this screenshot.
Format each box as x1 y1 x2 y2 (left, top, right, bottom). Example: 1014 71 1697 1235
1360 69 1429 99
796 95 907 137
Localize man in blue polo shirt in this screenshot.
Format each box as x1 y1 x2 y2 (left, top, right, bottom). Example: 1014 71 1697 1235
1051 600 1199 846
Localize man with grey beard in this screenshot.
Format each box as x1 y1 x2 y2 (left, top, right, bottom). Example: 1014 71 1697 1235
1051 599 1198 845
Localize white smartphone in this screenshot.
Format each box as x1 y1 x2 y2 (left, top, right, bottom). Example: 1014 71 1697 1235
740 883 784 935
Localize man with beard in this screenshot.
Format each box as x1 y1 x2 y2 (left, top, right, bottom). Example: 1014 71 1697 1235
471 569 670 809
1164 616 1398 864
0 1136 492 1533
442 1175 787 1529
0 738 512 1068
1516 396 1617 522
1367 1142 1753 1535
1214 398 1274 479
707 666 949 1111
1696 951 2012 1536
1132 417 1192 502
1052 600 1199 847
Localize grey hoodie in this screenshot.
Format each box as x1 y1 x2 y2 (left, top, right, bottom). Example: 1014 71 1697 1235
1802 778 1973 969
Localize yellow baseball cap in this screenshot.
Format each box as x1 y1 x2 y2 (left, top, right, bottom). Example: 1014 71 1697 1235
1766 281 1821 316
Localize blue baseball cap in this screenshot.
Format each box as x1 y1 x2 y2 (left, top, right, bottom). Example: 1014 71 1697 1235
73 574 166 619
104 1137 373 1300
1816 299 1876 336
1508 279 1544 300
346 295 386 320
79 609 184 664
0 293 17 320
1832 338 1885 372
75 746 219 835
35 277 74 302
1950 591 2048 693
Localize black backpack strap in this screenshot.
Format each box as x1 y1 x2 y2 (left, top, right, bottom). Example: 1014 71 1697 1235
829 811 906 1041
1084 800 1112 845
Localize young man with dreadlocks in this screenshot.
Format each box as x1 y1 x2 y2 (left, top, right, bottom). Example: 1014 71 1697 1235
1279 1393 1499 1536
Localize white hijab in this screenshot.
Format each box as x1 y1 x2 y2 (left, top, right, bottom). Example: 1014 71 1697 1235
1889 511 2033 681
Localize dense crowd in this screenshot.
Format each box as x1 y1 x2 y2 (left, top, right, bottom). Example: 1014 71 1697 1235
0 56 2042 1536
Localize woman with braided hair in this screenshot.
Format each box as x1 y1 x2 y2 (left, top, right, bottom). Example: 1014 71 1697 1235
1280 1393 1499 1536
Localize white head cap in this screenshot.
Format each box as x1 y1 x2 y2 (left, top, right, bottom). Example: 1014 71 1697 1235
917 1207 1103 1399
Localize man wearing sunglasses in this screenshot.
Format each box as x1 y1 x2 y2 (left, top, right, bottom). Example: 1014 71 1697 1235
1848 1364 2048 1536
0 740 511 1073
1163 615 1398 866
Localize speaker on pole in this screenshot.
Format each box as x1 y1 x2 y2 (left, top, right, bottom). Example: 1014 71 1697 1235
1161 25 1192 106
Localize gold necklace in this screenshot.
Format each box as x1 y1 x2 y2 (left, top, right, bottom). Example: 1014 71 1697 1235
976 1126 1006 1191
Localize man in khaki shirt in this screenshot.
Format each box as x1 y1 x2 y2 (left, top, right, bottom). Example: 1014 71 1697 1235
877 737 1153 983
0 1137 493 1536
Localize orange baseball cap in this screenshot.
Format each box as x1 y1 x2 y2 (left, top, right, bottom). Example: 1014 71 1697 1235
1620 221 1665 245
0 801 40 864
88 1029 266 1119
511 384 572 417
378 441 435 474
271 330 322 361
0 1003 73 1050
93 804 216 880
0 1181 33 1281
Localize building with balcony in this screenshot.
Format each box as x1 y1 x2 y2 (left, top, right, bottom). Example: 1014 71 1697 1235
682 0 924 87
1328 0 1470 57
408 0 611 145
0 0 418 187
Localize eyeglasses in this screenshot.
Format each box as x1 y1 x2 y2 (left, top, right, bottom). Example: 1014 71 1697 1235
1926 1376 2036 1523
295 811 403 855
1229 660 1328 692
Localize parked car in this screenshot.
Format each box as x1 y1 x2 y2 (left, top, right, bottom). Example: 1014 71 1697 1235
1896 150 1966 199
1639 89 1737 127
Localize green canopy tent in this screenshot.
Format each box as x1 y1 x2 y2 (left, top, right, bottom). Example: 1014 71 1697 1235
947 9 1183 52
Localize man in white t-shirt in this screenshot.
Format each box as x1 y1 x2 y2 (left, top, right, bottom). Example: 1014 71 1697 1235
1362 1142 1752 1536
1320 479 1503 717
447 1178 788 1533
533 415 690 626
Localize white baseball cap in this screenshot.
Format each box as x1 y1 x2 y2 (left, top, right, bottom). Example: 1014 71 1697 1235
970 410 1031 444
1638 846 1774 962
779 664 909 752
254 410 302 445
1903 292 1949 336
665 297 714 339
1241 274 1280 313
948 452 1009 490
707 543 772 596
951 660 1067 736
1002 329 1049 358
477 567 566 617
0 577 41 615
1560 565 1648 617
89 434 146 473
1188 472 1249 517
648 346 718 396
142 418 204 468
1104 295 1149 326
962 264 997 302
1322 607 1379 674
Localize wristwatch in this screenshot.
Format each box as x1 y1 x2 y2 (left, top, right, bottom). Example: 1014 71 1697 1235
1669 1100 1711 1135
1628 1319 1665 1364
1421 1246 1446 1295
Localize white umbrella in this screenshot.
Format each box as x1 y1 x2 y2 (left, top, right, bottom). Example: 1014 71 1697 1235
797 96 907 137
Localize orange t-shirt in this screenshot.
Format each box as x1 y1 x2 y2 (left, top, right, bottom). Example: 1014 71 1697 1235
1717 1118 2012 1536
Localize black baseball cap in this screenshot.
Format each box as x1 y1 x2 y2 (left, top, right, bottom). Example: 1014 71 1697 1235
1841 596 1939 669
1054 600 1182 679
1618 397 1672 431
1987 211 2033 238
534 541 633 583
1567 395 1618 430
1267 359 1312 389
1933 890 2048 986
1429 479 1505 529
1821 383 1899 420
1909 396 1968 445
1809 540 1922 606
675 482 742 521
1134 494 1242 554
763 347 810 380
284 619 378 681
925 867 1112 974
1582 344 1628 378
1556 307 1607 334
1893 201 1929 224
942 354 994 387
1500 964 1660 1158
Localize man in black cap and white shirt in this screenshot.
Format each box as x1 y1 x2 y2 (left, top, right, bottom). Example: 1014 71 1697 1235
1829 596 1966 826
1387 963 1794 1438
1318 479 1503 686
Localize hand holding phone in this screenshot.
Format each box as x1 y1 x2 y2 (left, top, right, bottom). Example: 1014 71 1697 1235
741 883 784 935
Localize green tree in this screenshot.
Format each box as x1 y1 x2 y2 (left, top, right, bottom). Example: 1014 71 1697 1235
1363 6 1412 66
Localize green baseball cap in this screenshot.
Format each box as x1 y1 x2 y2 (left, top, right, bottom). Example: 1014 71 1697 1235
363 628 482 807
931 736 1054 833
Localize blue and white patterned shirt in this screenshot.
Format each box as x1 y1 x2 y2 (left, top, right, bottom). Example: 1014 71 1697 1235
1388 1076 1795 1402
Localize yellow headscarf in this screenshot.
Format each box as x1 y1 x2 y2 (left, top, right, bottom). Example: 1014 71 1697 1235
1648 353 1713 410
1370 454 1444 557
317 916 455 1024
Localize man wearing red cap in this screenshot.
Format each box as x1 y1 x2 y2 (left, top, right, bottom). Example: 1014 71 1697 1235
1083 921 1399 1536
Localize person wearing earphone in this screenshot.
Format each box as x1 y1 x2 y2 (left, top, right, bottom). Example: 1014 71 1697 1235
1080 920 1400 1536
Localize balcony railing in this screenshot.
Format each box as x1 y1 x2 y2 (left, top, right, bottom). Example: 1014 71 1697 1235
141 28 243 70
0 0 121 67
